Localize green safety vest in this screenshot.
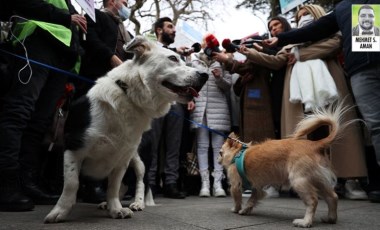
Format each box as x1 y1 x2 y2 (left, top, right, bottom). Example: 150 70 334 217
13 0 81 73
14 0 71 47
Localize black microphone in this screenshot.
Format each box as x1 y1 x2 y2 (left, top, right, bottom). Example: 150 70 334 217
222 39 254 53
232 37 263 46
241 38 264 44
183 42 201 56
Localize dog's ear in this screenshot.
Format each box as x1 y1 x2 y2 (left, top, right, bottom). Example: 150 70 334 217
227 132 242 148
228 132 237 139
124 36 152 59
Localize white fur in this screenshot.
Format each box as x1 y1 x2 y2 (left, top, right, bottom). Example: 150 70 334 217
44 36 206 223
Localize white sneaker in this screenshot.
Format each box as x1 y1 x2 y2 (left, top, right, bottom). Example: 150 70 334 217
345 180 368 200
213 187 226 197
264 186 280 198
199 187 210 197
242 190 252 198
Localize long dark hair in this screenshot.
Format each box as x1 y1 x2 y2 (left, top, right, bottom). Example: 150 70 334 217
267 16 292 35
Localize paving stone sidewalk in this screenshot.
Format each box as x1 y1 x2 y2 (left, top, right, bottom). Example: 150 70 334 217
1 196 379 230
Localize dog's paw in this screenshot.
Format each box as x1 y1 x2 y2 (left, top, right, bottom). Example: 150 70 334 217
98 201 108 210
129 201 145 211
292 219 313 228
321 216 337 224
238 207 252 215
109 207 133 219
44 207 70 223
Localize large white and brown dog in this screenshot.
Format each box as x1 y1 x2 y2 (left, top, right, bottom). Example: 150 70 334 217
219 102 353 228
44 36 208 223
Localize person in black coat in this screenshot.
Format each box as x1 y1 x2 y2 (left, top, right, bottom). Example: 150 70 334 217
0 0 86 212
77 0 134 98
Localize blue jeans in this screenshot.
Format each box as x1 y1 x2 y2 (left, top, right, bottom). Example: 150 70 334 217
350 65 380 165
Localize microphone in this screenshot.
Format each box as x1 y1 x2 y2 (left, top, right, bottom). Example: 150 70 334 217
241 38 264 44
222 39 239 53
183 42 201 56
222 39 254 53
205 34 220 48
204 34 220 57
232 38 263 46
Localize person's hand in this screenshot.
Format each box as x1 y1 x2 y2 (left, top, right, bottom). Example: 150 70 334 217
252 43 263 52
176 46 190 56
71 14 87 33
211 68 222 79
110 55 123 68
187 101 195 111
287 53 297 65
263 37 278 47
238 45 250 56
212 52 230 63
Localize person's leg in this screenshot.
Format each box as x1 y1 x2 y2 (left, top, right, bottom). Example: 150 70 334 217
350 65 380 202
196 124 210 197
19 62 67 204
0 36 52 211
163 104 185 198
147 118 164 194
350 65 380 165
211 132 226 197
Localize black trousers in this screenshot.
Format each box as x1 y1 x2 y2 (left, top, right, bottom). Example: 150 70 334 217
148 104 185 186
0 33 69 172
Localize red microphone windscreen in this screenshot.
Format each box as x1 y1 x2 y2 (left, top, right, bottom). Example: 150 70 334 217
222 39 231 49
205 34 219 48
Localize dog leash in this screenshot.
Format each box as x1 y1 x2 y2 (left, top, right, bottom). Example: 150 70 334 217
2 47 248 146
169 110 248 146
0 48 95 84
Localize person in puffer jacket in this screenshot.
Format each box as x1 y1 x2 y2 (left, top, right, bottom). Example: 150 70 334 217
190 38 232 197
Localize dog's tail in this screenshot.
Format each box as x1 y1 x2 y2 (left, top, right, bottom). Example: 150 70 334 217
292 100 356 148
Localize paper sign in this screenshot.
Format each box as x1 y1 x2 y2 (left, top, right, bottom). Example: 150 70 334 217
75 0 96 22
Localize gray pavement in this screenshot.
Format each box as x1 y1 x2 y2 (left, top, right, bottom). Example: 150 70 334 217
1 196 379 230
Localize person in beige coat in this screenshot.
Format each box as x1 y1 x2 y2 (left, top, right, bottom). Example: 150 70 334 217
214 4 368 200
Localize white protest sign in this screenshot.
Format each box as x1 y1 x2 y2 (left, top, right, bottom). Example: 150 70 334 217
75 0 96 22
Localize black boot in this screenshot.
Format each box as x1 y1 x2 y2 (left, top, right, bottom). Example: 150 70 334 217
163 183 186 199
21 170 59 205
0 170 34 212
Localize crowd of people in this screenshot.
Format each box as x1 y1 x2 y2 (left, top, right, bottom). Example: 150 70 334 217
1 0 380 213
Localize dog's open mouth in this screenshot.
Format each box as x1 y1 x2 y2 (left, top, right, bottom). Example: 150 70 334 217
162 81 199 97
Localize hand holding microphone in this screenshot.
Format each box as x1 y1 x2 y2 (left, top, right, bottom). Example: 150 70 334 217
221 38 259 53
263 37 279 47
204 34 221 57
183 42 201 56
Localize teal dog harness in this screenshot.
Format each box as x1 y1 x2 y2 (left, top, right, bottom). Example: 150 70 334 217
231 145 251 189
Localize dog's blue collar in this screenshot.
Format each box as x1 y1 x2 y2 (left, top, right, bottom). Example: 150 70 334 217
231 145 251 189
